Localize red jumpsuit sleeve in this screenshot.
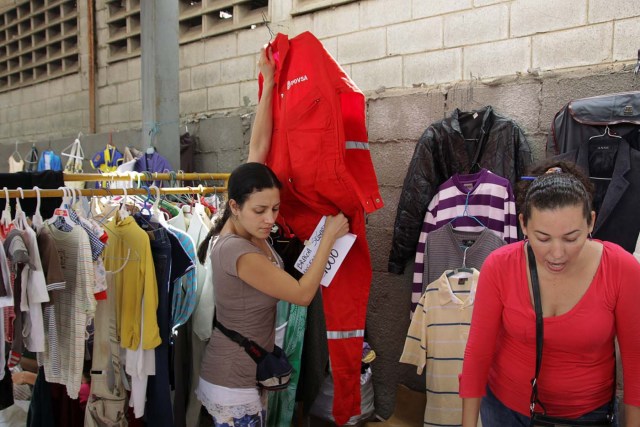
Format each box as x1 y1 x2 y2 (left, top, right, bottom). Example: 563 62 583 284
459 250 506 397
613 246 640 406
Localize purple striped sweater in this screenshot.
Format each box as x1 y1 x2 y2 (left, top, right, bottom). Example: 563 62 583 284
411 169 516 313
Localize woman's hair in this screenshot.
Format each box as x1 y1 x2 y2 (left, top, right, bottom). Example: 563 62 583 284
197 162 282 264
516 160 595 227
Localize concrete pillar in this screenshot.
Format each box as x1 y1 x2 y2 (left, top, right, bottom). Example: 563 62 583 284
140 0 180 170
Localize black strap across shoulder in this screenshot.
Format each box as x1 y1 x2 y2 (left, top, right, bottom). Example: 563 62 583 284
527 243 615 420
528 243 546 414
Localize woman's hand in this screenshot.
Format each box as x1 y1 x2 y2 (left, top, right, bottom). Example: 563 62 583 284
258 45 275 84
324 213 349 242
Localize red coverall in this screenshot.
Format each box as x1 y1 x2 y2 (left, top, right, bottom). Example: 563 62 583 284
260 32 383 424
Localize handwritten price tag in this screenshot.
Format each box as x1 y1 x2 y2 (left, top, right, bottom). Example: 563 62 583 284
294 216 356 287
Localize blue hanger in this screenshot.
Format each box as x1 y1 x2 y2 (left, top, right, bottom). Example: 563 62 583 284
448 191 486 228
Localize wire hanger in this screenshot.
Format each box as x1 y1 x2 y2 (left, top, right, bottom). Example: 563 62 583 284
11 141 22 162
589 125 622 141
261 11 274 43
448 192 486 229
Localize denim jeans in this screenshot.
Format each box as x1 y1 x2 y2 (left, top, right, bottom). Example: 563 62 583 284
480 386 617 427
213 409 266 427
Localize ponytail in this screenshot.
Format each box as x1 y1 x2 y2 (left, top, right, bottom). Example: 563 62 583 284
197 162 282 264
197 201 231 264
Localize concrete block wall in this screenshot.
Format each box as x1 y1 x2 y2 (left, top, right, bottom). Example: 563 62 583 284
3 0 640 144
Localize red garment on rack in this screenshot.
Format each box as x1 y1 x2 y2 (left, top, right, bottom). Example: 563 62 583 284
261 31 383 425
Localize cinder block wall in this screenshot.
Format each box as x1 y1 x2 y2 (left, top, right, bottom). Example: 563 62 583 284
1 0 640 420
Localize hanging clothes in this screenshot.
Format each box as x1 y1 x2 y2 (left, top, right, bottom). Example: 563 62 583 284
39 223 95 399
37 150 62 172
8 156 24 173
103 214 160 418
422 223 506 289
3 229 30 369
267 231 307 427
133 151 172 187
0 171 64 219
411 169 516 313
180 132 196 175
24 146 39 173
553 137 640 253
389 106 531 275
400 269 480 427
548 92 640 253
547 91 640 155
262 31 383 425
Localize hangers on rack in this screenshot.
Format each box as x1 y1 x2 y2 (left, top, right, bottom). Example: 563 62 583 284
448 192 486 229
1 188 11 228
32 187 44 231
46 187 75 229
13 188 28 230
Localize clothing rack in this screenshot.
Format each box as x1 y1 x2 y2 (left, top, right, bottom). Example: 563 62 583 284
0 171 230 198
0 187 224 198
62 172 230 183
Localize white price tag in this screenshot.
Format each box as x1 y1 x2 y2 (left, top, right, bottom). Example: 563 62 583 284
294 216 356 287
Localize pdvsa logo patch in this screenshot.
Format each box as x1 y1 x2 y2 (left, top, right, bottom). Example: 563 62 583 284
287 75 308 90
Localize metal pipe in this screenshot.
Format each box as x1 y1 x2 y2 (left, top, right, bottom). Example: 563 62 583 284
0 186 226 198
62 172 230 182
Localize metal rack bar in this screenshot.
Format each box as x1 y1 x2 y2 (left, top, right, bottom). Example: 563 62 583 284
0 186 224 199
62 172 230 182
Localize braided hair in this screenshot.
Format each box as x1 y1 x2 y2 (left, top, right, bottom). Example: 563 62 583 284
515 160 595 227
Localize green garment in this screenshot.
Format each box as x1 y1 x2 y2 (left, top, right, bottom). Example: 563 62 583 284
267 302 307 426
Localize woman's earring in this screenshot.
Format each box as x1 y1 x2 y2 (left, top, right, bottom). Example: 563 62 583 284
588 232 593 240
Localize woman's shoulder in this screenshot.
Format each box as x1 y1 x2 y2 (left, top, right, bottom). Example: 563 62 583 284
214 233 260 256
600 240 640 271
486 240 525 262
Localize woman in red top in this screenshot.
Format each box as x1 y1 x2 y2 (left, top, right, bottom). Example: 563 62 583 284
459 161 640 427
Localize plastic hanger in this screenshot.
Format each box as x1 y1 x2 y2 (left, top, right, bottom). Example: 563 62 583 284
118 187 130 220
47 187 75 229
13 188 28 230
61 133 85 161
32 187 44 230
1 188 11 228
448 192 486 229
446 246 475 279
149 185 166 224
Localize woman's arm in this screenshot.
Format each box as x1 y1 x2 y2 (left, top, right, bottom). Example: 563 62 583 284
625 404 640 427
248 45 275 164
462 398 481 427
237 213 349 306
615 249 640 427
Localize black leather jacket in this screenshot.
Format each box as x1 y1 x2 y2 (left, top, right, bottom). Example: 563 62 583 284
388 106 532 274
